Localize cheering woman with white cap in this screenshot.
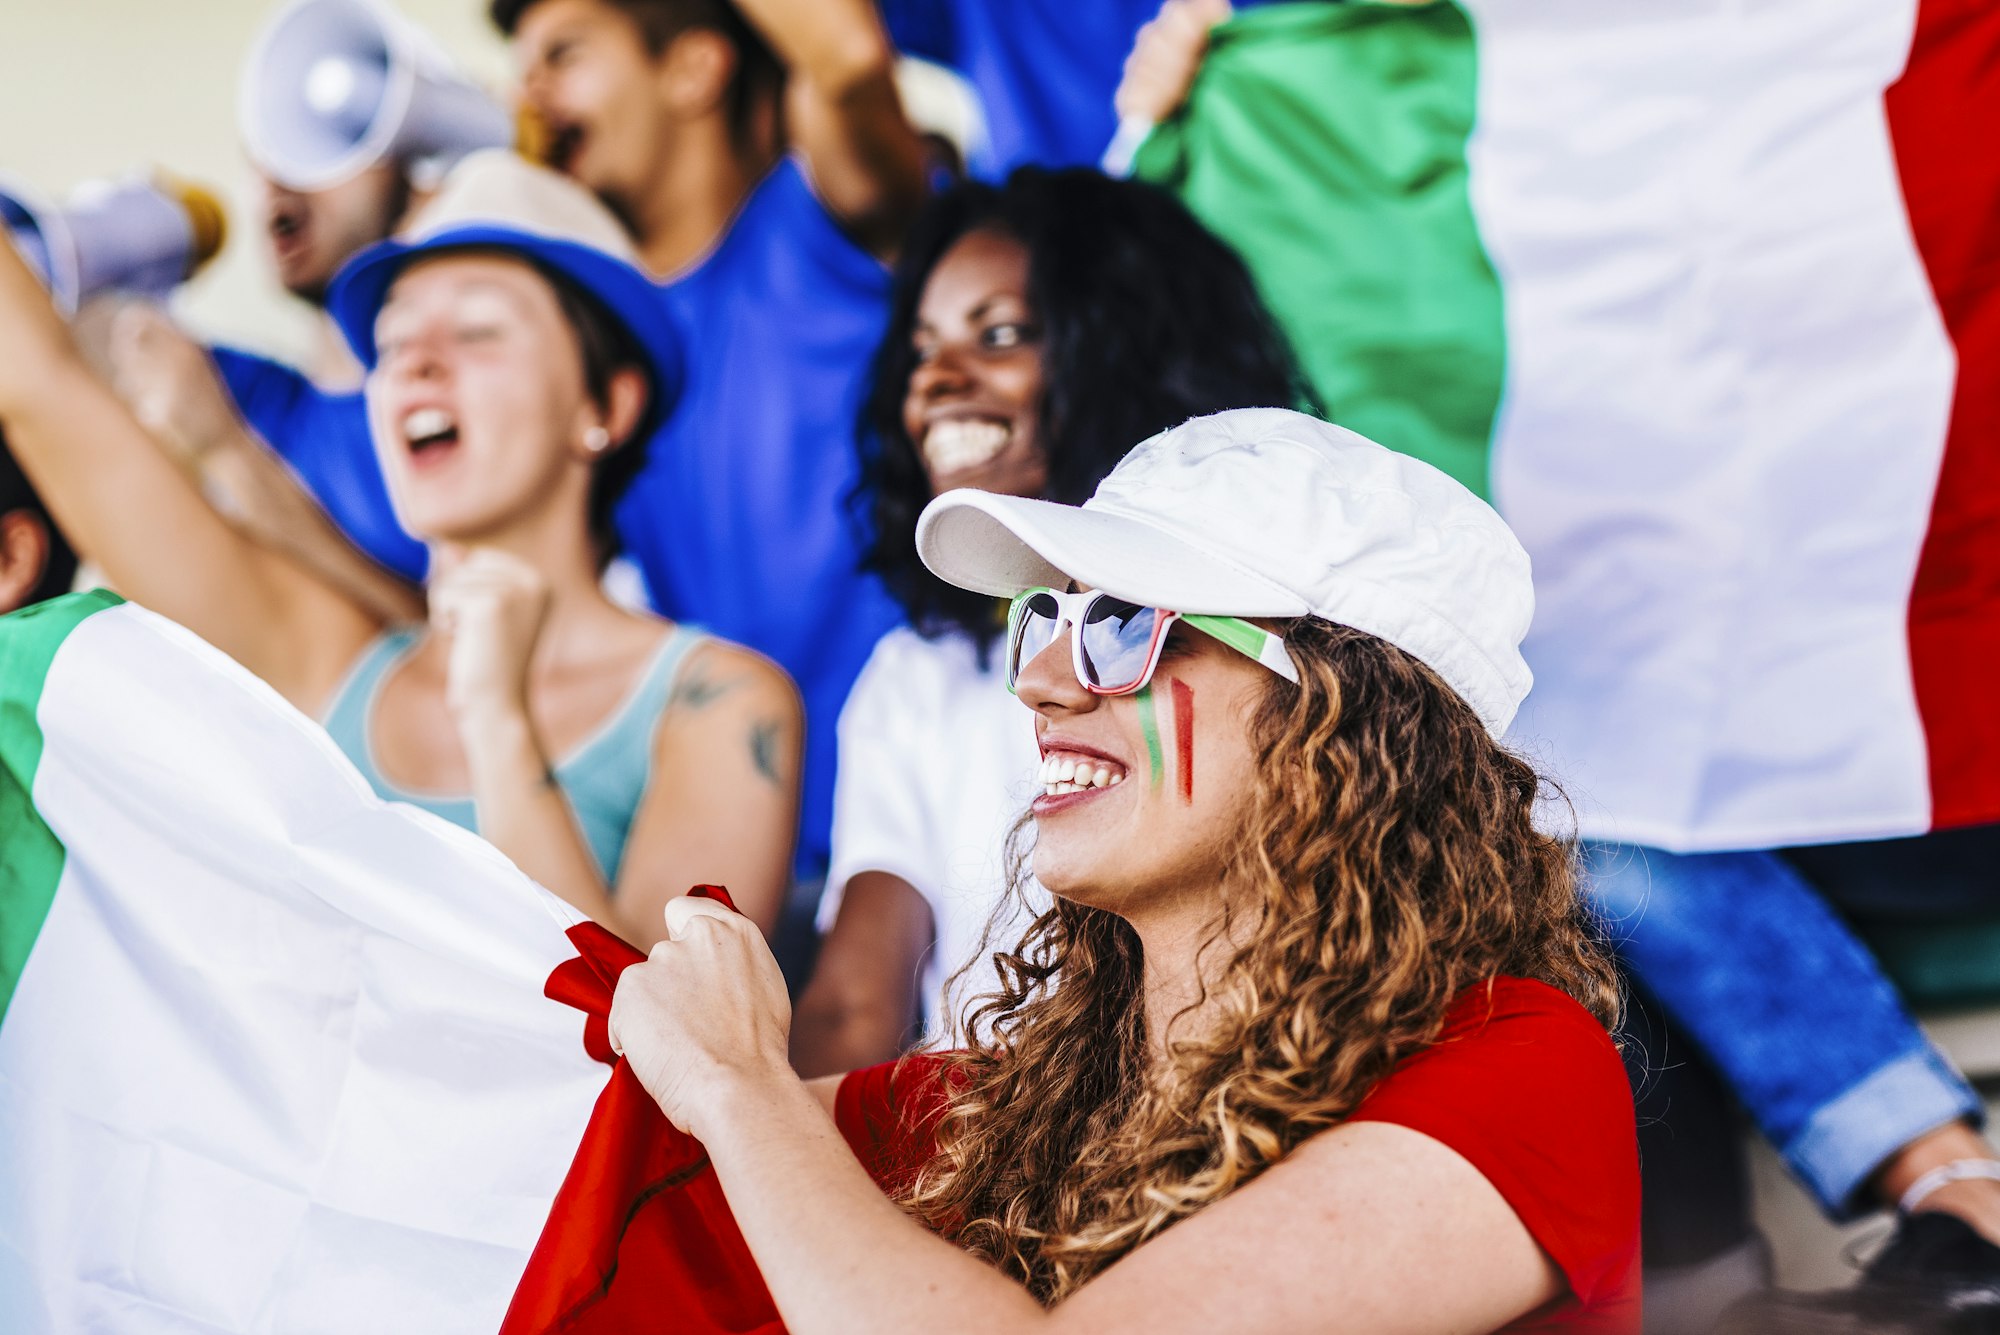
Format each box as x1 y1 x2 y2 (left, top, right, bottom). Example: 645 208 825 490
0 153 799 946
608 408 1642 1332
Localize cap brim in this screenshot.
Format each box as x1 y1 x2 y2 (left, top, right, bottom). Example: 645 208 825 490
324 225 683 439
917 488 1310 618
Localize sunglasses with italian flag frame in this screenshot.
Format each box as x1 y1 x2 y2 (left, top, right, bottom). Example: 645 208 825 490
1004 587 1300 697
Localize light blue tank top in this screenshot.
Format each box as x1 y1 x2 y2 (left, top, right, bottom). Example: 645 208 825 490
321 624 708 884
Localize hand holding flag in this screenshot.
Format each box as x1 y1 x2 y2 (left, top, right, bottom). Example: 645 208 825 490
608 891 795 1141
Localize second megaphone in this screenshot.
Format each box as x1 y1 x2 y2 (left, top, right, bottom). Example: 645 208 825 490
1 173 228 314
240 0 511 191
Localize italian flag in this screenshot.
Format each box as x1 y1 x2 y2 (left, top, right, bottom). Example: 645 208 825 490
1134 0 2000 851
0 593 783 1332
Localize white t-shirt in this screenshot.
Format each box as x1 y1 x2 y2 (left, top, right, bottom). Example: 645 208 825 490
821 626 1046 1042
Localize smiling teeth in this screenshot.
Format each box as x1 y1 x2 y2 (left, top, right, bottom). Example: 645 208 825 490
922 420 1010 474
402 407 456 443
1036 753 1125 796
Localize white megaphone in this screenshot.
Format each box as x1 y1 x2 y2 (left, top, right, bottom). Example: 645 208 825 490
239 0 511 191
1 172 229 315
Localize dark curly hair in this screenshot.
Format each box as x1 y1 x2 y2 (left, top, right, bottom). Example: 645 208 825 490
855 167 1315 657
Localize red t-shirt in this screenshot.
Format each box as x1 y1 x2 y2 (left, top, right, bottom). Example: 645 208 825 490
835 975 1640 1333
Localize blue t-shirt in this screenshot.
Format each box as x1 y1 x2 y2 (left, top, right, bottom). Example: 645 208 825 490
620 158 902 879
882 0 1163 176
211 347 429 583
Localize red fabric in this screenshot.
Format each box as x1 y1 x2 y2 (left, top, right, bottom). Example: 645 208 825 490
832 1052 956 1191
513 911 1634 1334
501 887 788 1335
1346 978 1641 1333
1888 0 2000 829
836 978 1639 1334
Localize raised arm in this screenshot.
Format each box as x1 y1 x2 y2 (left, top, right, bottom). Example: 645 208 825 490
106 306 425 628
735 0 928 259
431 546 627 925
0 238 378 709
428 546 798 947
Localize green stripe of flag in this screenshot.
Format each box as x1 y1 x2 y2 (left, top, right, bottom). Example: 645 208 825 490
0 589 124 1021
1131 0 1504 498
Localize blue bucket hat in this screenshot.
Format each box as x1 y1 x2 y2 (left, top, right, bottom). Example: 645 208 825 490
324 152 683 443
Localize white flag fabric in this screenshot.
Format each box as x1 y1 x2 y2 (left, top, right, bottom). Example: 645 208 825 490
0 592 605 1333
1133 0 2000 851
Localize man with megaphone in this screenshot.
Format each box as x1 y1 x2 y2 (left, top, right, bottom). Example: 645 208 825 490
101 0 518 620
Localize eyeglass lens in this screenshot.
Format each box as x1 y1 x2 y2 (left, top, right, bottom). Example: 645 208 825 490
1012 592 1064 686
1011 593 1165 692
1080 597 1158 689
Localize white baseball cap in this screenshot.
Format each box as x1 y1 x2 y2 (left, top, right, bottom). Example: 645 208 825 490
914 407 1535 736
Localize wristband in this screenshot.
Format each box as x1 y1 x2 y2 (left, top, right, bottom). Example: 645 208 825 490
1899 1158 2000 1215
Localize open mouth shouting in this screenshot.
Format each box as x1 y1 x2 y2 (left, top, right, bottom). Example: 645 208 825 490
541 118 587 175
400 405 462 467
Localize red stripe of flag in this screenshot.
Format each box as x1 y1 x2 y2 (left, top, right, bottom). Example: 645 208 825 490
503 889 786 1334
1886 0 2000 830
505 887 919 1333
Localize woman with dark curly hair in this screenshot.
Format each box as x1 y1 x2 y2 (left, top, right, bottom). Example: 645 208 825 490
610 408 1641 1333
794 167 1312 1074
853 165 1310 651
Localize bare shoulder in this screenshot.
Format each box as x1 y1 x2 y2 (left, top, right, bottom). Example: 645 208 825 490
663 639 802 722
652 638 805 794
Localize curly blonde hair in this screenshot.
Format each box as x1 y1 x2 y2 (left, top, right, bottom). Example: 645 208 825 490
899 617 1619 1302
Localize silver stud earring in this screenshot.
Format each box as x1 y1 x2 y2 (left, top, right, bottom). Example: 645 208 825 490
583 426 611 454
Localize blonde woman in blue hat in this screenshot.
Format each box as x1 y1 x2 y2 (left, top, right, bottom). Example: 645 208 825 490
0 152 797 946
607 409 1642 1332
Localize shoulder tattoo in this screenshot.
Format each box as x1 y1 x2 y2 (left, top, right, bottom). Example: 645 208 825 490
749 719 787 786
670 662 743 713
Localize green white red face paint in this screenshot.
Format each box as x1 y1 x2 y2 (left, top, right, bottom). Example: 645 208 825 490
1136 680 1196 802
1171 678 1195 804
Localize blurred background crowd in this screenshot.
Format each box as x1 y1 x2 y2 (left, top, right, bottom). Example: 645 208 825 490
5 1 2000 1331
